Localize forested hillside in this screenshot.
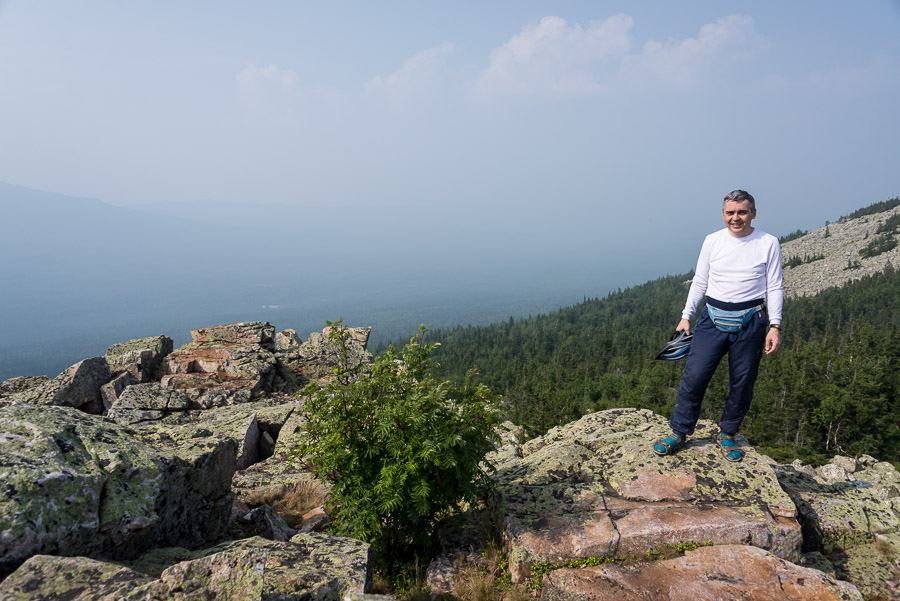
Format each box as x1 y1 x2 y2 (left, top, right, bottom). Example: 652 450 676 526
429 265 900 466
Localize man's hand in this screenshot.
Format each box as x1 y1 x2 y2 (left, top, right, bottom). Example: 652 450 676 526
676 318 691 335
765 327 781 355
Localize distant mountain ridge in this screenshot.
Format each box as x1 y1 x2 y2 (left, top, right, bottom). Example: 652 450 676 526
780 199 900 298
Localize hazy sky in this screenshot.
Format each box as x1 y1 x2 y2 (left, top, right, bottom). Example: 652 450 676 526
1 1 899 243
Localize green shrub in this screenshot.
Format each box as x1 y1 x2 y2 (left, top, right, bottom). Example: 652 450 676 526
876 212 900 235
859 233 898 259
297 320 499 567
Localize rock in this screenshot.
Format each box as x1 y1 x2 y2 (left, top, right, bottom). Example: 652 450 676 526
105 335 174 382
110 393 299 477
425 554 457 598
831 455 859 474
494 408 801 583
817 463 851 484
106 382 196 425
322 325 371 348
539 544 863 601
230 499 251 523
162 323 278 403
0 375 49 398
191 321 275 351
277 328 302 351
0 554 152 600
232 409 317 501
277 325 373 388
259 430 276 459
240 504 296 542
8 357 110 414
205 534 372 599
298 506 330 534
0 404 236 577
136 546 267 599
775 460 900 599
0 533 373 600
122 403 261 470
100 371 139 410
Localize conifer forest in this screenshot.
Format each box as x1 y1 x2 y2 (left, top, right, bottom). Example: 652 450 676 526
428 266 900 466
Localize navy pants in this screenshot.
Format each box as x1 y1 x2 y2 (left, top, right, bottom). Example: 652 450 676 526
670 304 767 436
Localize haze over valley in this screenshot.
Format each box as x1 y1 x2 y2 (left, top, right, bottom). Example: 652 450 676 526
1 1 898 379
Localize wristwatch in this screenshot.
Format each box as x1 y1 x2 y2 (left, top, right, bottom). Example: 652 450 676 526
770 324 782 330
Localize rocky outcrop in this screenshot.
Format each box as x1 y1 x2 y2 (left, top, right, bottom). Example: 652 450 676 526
238 504 296 542
776 455 900 600
0 376 49 398
192 322 276 350
5 317 898 600
0 403 236 578
106 335 174 382
426 408 897 599
5 357 110 414
492 409 800 584
277 325 373 387
161 322 278 404
0 534 372 600
108 395 299 471
540 544 863 600
276 328 302 351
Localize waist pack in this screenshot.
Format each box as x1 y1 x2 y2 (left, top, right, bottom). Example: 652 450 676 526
706 303 762 333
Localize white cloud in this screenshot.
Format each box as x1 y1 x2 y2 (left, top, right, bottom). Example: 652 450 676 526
366 42 455 101
475 15 633 100
236 63 301 119
621 14 766 86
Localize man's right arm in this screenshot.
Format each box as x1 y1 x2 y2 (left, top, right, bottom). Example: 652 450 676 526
678 236 712 334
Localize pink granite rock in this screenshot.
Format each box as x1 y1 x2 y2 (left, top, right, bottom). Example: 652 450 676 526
541 544 863 601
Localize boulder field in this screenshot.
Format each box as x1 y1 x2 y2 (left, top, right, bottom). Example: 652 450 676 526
1 321 898 600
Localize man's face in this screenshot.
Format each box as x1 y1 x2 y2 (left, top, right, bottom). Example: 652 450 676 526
722 200 756 238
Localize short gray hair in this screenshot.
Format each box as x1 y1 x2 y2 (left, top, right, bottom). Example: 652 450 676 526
723 189 755 211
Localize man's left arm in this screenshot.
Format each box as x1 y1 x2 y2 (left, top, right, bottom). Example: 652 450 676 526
764 238 784 355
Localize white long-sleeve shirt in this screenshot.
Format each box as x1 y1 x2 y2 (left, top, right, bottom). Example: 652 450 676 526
682 228 784 325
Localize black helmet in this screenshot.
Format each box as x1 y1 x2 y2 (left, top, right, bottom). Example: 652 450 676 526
655 330 692 361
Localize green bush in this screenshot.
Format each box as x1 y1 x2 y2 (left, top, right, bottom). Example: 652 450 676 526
297 320 499 567
859 233 898 259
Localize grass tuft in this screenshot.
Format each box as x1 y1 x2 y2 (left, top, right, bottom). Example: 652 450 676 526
245 479 326 528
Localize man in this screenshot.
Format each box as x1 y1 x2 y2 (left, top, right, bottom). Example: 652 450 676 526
652 190 783 462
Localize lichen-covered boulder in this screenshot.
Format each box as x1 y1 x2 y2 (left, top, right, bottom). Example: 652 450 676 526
277 325 373 388
239 504 296 541
539 544 863 601
191 322 276 350
110 395 298 471
0 554 153 600
100 371 139 409
276 328 302 351
107 382 196 425
494 408 801 583
0 534 372 600
0 550 266 600
8 357 111 414
776 456 900 599
0 404 236 577
231 408 321 501
200 534 371 599
0 375 49 398
105 335 174 382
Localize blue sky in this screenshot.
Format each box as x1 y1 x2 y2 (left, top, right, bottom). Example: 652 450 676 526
1 1 898 265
